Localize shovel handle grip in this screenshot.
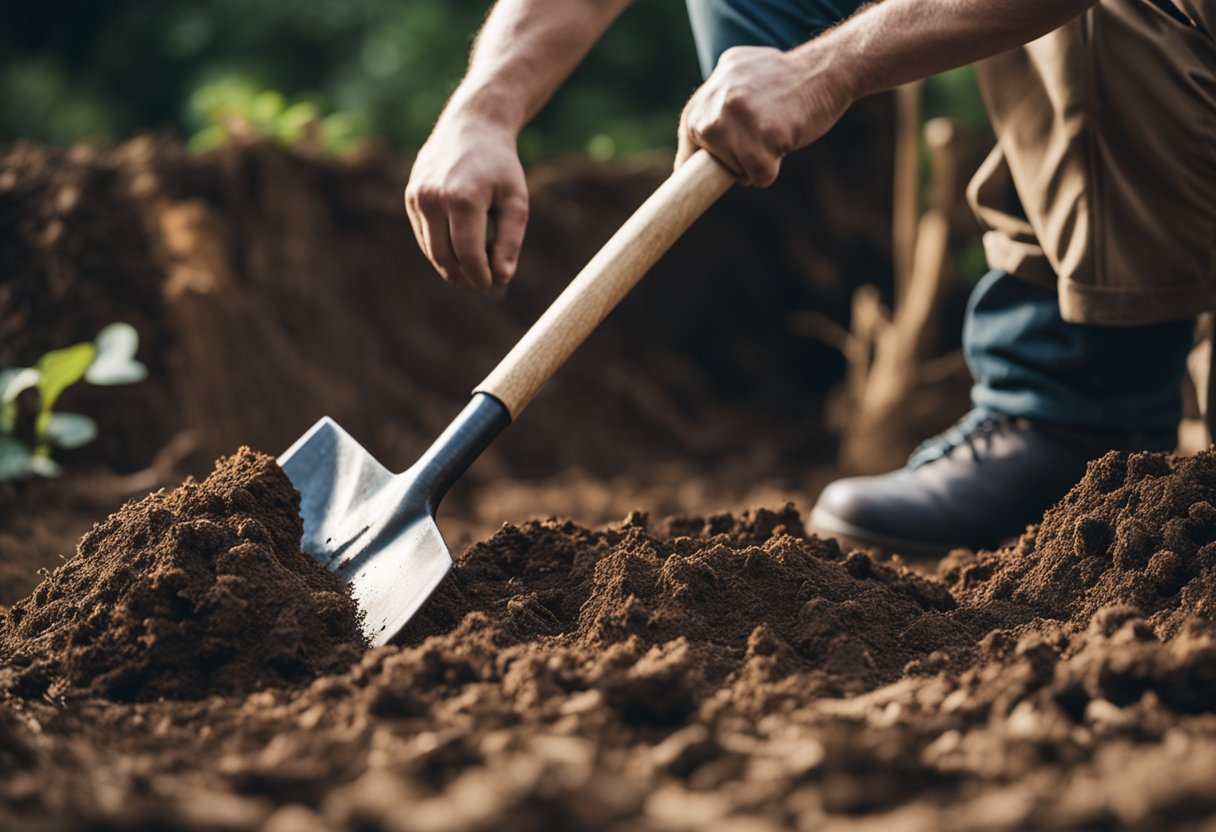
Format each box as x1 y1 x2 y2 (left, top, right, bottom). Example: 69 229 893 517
474 150 735 418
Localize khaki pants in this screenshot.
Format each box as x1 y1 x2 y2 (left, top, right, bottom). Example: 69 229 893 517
968 0 1216 326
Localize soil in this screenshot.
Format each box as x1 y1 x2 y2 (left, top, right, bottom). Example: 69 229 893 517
7 452 1216 829
951 450 1216 639
1 448 365 702
6 132 1213 830
399 504 964 711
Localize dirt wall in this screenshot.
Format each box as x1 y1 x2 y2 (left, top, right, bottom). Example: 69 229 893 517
0 102 894 481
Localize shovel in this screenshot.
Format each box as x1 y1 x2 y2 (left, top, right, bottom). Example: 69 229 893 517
279 151 735 646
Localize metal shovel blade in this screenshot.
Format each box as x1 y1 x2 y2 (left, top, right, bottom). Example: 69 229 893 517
278 395 509 647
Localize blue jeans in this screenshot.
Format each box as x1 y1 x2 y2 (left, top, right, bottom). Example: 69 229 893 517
687 0 1195 432
686 0 861 76
966 270 1193 430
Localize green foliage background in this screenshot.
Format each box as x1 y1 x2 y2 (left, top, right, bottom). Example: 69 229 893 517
0 0 704 161
0 0 987 161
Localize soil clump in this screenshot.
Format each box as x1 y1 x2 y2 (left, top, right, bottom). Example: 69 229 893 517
0 448 364 701
942 448 1216 720
950 449 1216 637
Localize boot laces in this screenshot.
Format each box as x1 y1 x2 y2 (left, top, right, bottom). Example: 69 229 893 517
908 410 1013 469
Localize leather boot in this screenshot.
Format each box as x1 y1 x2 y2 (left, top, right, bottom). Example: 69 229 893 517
808 409 1176 556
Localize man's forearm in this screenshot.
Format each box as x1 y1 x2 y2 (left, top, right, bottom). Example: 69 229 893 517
406 0 632 289
441 0 634 135
806 0 1099 100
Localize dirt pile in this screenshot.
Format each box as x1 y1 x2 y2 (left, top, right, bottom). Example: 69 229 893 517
0 448 364 701
394 505 967 726
950 449 1216 636
8 492 1216 828
934 447 1216 730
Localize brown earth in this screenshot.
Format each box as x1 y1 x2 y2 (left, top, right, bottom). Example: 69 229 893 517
1 448 365 702
7 452 1216 830
951 450 1216 640
7 132 1215 830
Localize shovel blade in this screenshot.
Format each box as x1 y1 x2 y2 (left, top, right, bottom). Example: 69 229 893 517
279 417 452 647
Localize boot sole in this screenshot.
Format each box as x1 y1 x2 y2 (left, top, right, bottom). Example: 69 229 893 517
807 506 963 559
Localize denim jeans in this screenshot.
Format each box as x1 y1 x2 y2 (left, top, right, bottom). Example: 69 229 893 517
965 270 1193 430
686 0 1195 432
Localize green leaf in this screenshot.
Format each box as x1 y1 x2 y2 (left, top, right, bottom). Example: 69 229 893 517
86 322 147 386
0 367 39 404
188 124 229 154
251 90 286 128
0 367 39 434
319 111 368 156
28 453 62 478
275 101 321 144
43 412 98 449
34 341 97 441
0 436 33 481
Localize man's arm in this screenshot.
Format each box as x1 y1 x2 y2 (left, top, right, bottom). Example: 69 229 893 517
406 0 633 289
677 0 1100 186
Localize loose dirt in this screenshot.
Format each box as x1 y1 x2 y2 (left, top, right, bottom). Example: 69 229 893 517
952 450 1216 637
1 448 365 702
401 504 963 716
6 450 1216 829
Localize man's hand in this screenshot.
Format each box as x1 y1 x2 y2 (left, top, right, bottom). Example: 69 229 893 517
404 0 632 289
676 45 853 187
405 118 529 289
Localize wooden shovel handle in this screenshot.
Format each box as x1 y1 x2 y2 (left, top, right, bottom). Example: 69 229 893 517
475 150 735 418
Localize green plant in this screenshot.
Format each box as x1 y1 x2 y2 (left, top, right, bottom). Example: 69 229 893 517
187 74 370 156
0 322 147 481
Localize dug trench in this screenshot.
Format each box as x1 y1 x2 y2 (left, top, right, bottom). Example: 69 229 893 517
4 133 1215 829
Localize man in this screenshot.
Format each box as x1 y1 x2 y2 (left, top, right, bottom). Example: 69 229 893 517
406 0 1215 553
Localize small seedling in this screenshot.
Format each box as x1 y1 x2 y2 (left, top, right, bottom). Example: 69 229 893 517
0 322 147 482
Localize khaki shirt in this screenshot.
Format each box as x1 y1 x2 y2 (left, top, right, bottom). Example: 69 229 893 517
967 0 1216 325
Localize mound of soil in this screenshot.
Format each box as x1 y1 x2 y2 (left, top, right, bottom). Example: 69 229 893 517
397 505 965 724
6 483 1216 828
950 449 1216 637
0 448 364 701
